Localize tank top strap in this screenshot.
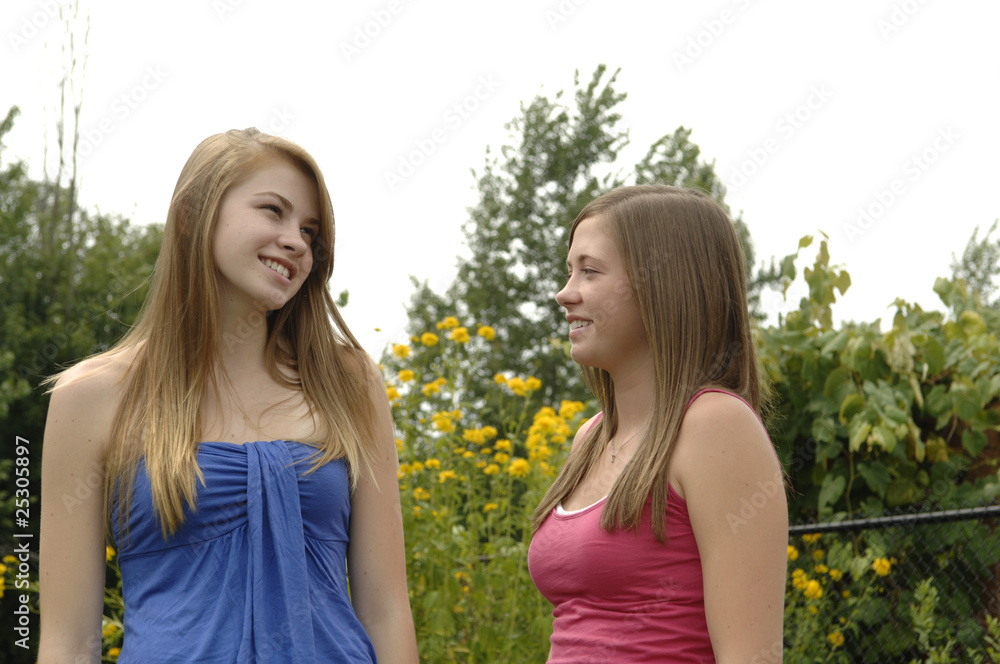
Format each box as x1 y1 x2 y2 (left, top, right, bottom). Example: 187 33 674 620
687 387 764 427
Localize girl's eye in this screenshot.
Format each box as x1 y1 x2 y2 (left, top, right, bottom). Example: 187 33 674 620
262 204 282 216
301 227 317 239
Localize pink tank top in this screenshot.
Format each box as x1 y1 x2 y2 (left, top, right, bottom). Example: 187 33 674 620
527 388 756 663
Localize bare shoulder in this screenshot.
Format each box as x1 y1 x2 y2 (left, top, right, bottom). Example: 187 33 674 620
46 348 138 456
670 392 781 499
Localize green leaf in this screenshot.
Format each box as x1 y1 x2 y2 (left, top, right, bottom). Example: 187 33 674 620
856 461 891 498
886 476 920 506
838 393 866 424
798 235 813 249
849 418 872 453
817 472 847 516
962 429 988 457
870 423 898 454
950 380 981 422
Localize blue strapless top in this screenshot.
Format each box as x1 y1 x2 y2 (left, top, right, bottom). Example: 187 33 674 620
112 440 376 663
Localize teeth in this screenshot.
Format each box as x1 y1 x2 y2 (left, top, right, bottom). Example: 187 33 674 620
570 321 592 330
262 259 290 279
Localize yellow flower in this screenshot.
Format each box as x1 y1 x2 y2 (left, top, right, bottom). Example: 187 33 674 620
480 425 498 440
493 452 510 464
508 458 531 478
392 343 412 359
872 557 892 577
802 533 821 544
2 555 16 564
462 450 475 459
814 564 828 574
507 377 527 396
437 316 460 330
842 590 851 599
812 549 825 562
449 327 471 344
791 569 808 591
559 400 586 420
540 462 555 477
828 631 845 648
807 605 819 614
395 438 404 452
398 369 415 382
479 447 492 455
438 470 457 483
483 464 500 476
421 377 448 396
102 623 120 638
529 445 553 462
494 373 508 385
803 579 823 600
386 386 400 402
397 463 412 479
462 429 486 445
828 568 843 581
477 325 496 340
424 459 440 470
106 547 116 562
483 503 499 512
412 461 426 473
0 564 5 576
494 439 512 452
525 376 542 391
431 411 455 433
108 648 121 659
420 332 439 346
413 505 423 516
787 545 799 561
413 487 431 501
476 460 487 469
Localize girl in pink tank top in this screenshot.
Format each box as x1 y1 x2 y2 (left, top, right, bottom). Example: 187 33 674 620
528 185 788 663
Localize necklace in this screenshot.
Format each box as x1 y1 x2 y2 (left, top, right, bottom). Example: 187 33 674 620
609 423 649 463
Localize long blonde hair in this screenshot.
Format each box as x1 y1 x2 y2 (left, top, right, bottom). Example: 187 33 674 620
532 184 764 542
56 128 378 539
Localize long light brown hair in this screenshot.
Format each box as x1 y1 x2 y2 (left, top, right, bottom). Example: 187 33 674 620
55 128 378 539
532 184 764 542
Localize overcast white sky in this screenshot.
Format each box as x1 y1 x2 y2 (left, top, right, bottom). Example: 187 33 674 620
3 0 998 356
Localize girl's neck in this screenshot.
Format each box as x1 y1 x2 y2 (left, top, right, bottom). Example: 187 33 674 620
610 361 655 431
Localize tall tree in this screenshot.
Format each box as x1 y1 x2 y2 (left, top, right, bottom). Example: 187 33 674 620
951 219 1000 308
396 65 778 405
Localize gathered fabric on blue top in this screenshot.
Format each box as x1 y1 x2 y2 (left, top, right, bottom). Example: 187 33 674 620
112 440 376 664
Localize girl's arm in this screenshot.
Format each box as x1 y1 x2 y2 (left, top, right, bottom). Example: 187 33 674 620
672 391 788 664
346 358 419 663
38 363 119 664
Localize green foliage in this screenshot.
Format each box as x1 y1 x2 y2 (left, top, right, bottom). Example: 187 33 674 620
401 65 781 407
760 234 1000 521
951 219 1000 309
0 107 161 660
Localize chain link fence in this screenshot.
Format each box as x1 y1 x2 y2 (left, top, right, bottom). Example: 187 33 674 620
786 502 1000 663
